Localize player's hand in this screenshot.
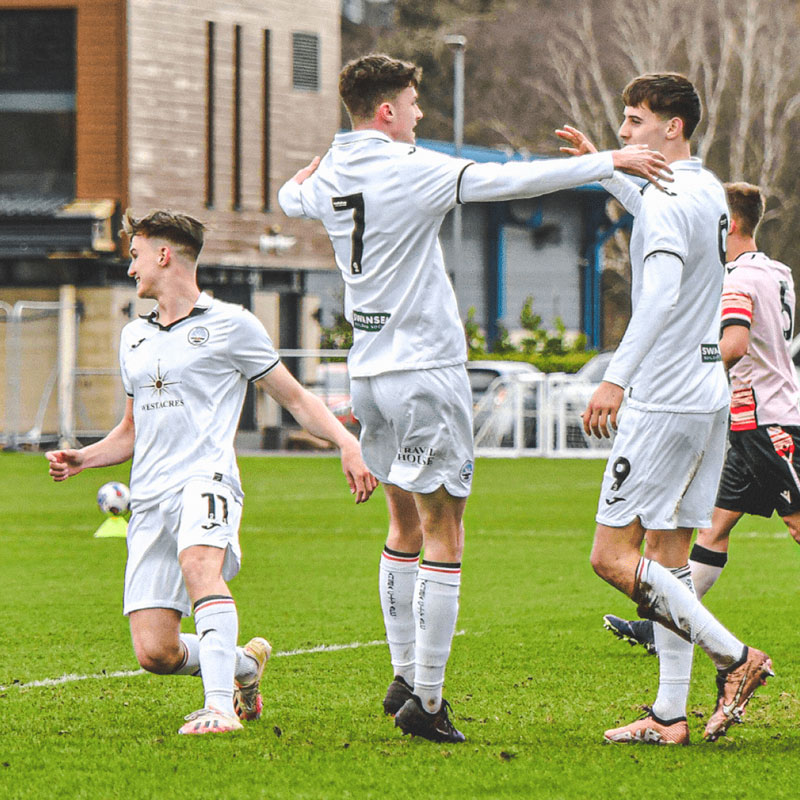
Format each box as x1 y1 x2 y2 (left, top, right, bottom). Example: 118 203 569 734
46 449 85 481
612 145 673 188
291 156 321 185
556 125 598 156
582 381 625 439
340 441 379 504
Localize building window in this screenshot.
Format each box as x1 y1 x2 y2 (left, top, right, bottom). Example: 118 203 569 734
292 32 319 91
0 10 76 199
205 21 215 208
262 29 271 211
232 25 242 210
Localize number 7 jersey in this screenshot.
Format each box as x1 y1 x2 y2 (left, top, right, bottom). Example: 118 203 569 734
279 130 473 377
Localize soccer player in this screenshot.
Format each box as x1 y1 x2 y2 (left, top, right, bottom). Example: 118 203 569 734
558 75 773 745
278 53 670 743
604 181 800 652
46 210 377 735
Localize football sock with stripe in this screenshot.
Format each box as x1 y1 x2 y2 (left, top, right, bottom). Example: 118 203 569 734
413 560 461 714
173 634 258 684
634 557 744 670
652 564 695 722
174 633 201 676
193 595 238 715
379 546 419 685
688 543 728 599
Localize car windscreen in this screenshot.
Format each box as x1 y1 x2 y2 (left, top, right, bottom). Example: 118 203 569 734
468 369 499 397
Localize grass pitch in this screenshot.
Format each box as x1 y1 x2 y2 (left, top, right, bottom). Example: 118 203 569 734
1 452 798 799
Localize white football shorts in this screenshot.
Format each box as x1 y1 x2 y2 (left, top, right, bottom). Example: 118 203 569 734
123 478 243 617
351 364 475 498
596 405 727 530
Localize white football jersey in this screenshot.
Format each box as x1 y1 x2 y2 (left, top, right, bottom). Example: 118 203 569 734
119 292 279 510
721 251 800 429
280 131 472 376
623 158 730 413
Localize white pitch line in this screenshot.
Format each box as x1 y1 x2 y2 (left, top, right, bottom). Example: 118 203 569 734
1 668 147 691
0 631 465 692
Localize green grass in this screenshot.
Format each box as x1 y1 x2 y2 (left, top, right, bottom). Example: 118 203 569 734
1 452 798 799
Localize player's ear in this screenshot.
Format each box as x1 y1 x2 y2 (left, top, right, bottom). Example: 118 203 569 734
666 116 684 141
728 216 738 235
157 245 171 266
377 101 394 124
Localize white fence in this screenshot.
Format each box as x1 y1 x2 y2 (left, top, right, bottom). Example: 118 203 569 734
472 371 613 458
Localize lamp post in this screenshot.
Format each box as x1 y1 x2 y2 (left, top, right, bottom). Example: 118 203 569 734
444 34 466 291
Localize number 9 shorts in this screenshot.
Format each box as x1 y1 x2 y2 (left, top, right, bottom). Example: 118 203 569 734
595 405 727 531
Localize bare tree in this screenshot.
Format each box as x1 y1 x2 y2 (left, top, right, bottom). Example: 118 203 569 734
685 0 736 163
344 0 800 297
524 0 800 274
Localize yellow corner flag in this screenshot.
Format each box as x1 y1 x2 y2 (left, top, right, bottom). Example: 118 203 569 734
94 515 128 538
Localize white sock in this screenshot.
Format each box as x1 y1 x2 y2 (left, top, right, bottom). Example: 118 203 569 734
413 561 461 713
635 557 745 670
689 543 728 599
235 647 259 684
173 633 201 676
193 595 238 715
652 565 695 721
379 546 419 685
173 633 256 684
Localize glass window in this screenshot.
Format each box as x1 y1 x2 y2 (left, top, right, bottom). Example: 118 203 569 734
0 10 76 199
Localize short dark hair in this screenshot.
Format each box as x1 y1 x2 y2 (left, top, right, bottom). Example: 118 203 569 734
122 209 205 260
725 182 764 237
622 73 701 139
339 53 421 124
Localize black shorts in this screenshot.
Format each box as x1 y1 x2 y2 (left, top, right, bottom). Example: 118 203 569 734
716 425 800 517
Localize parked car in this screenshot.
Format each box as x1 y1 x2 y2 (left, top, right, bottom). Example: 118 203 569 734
467 360 542 449
574 350 614 383
549 350 616 450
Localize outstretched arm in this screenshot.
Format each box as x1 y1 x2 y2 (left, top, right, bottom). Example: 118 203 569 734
256 363 378 503
459 142 668 205
46 398 135 481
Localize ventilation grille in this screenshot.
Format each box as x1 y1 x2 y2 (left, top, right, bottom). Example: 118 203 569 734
292 33 319 91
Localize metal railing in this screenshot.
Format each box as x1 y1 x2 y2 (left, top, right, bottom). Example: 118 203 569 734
471 371 613 458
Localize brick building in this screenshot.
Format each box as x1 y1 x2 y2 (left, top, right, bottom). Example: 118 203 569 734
0 1 342 443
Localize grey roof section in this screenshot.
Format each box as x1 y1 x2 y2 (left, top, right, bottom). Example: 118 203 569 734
0 195 71 217
0 196 116 257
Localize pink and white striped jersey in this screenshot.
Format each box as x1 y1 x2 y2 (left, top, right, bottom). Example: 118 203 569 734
721 251 800 430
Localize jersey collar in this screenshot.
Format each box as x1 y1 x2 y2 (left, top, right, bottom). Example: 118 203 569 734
140 291 213 331
670 157 703 172
333 130 393 147
731 250 761 262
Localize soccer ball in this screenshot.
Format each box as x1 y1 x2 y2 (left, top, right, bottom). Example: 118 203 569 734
97 482 131 516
